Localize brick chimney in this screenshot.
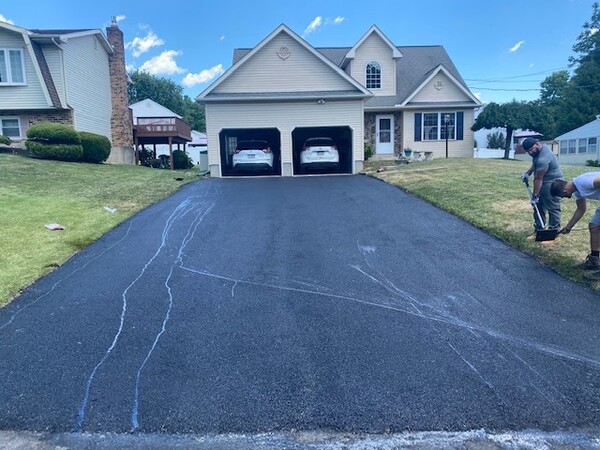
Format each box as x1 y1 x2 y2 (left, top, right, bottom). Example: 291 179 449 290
106 16 134 164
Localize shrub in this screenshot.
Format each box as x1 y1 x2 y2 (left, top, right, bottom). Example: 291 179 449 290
173 150 193 169
487 131 505 149
26 123 81 145
0 135 11 146
586 159 600 167
25 123 83 161
364 142 373 160
79 131 111 163
25 141 83 161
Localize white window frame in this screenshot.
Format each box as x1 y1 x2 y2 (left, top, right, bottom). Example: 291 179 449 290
365 61 381 89
568 139 576 154
559 140 568 154
579 138 589 153
0 48 26 85
0 117 21 139
589 137 598 154
422 112 456 141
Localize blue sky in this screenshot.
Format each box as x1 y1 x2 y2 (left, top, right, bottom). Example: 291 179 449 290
0 0 594 104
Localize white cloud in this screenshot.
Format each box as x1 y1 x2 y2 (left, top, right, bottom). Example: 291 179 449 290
115 15 126 23
473 92 482 101
182 64 224 87
509 40 525 52
303 16 323 37
0 14 14 24
126 31 165 58
220 35 225 41
139 50 185 75
329 16 345 25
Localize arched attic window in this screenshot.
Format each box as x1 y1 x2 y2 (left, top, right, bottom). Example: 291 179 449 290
366 61 381 89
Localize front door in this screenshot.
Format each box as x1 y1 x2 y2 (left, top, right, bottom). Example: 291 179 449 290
376 115 394 154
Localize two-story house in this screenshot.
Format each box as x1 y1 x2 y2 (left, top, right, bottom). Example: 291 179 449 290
197 24 481 177
0 18 133 163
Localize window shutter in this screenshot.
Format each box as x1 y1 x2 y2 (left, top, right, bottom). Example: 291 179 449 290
414 113 422 141
456 112 464 140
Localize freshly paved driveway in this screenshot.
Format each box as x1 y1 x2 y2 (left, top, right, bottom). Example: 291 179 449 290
1 175 600 442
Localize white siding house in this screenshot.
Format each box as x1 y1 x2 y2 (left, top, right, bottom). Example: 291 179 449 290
0 19 133 162
555 116 600 165
198 24 481 178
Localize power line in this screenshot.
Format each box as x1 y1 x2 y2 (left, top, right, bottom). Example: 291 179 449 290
464 67 570 83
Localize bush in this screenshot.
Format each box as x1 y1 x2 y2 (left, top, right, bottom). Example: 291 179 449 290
25 123 83 161
173 150 193 169
586 159 600 167
25 141 83 161
487 131 505 149
79 131 111 163
364 143 373 160
0 135 11 146
26 123 81 145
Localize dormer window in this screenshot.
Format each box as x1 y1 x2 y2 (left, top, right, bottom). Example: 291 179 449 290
366 61 381 89
0 49 26 85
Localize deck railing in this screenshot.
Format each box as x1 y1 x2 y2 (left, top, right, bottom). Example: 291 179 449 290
134 117 191 140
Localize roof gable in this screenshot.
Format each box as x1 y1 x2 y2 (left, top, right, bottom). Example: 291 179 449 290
130 99 182 119
399 64 481 107
345 25 402 60
198 24 371 101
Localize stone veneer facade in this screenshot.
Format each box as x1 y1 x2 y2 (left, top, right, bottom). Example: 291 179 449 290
364 112 403 157
106 19 134 164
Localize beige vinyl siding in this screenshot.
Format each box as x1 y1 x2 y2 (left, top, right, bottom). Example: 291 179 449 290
42 45 66 107
0 29 51 109
409 73 466 103
350 33 396 97
403 109 474 158
62 35 111 139
214 33 353 94
206 100 364 176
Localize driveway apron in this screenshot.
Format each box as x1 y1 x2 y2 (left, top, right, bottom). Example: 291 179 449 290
0 175 599 435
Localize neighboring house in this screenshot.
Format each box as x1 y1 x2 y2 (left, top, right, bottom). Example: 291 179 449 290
197 24 481 178
554 115 600 165
0 17 134 163
130 98 192 167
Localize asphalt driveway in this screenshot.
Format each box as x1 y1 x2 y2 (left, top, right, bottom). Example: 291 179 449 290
1 175 600 445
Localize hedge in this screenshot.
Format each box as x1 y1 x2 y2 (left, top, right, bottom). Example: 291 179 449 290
25 141 83 161
26 123 81 145
79 131 111 163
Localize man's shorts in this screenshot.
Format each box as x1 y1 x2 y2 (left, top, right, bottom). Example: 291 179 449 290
592 207 600 225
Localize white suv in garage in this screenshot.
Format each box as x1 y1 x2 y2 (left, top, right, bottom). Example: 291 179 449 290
233 140 273 171
300 137 339 171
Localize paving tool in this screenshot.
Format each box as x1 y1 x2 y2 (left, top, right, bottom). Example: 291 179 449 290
523 178 559 242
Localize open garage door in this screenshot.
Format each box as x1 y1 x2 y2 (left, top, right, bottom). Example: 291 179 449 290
219 128 281 177
292 126 353 175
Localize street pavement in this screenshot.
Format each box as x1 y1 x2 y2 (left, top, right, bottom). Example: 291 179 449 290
1 175 600 448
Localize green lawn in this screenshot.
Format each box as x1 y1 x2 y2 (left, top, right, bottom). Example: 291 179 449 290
0 154 597 307
365 157 598 290
0 154 200 306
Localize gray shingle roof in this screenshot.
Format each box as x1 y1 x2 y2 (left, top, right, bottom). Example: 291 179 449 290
555 117 600 140
233 45 469 106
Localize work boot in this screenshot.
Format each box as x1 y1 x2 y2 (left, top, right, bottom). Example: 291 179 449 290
579 254 600 270
526 232 537 241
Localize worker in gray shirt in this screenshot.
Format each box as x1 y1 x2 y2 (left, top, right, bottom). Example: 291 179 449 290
520 137 564 240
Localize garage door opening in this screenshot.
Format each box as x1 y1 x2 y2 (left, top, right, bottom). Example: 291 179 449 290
292 126 353 175
219 128 281 176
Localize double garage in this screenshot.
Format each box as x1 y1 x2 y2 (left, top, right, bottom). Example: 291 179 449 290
219 125 353 176
204 100 366 178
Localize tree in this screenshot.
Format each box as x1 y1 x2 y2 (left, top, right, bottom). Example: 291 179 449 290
486 130 505 149
127 71 206 131
472 101 554 159
552 2 600 136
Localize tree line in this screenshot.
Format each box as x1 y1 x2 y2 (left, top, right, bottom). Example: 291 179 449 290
473 2 600 158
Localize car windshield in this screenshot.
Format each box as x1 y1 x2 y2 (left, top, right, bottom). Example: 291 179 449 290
305 138 333 147
237 140 268 150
